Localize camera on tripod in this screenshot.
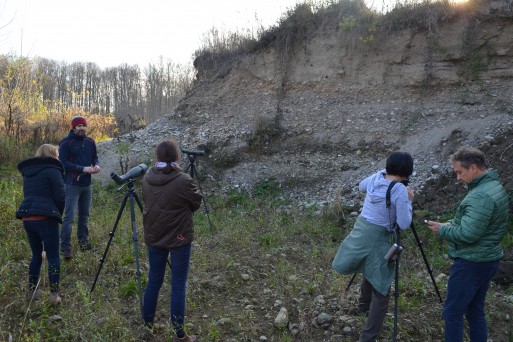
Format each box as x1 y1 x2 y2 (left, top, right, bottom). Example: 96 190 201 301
110 164 148 185
384 243 404 261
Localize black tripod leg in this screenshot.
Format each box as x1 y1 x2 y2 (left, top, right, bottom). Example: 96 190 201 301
90 192 129 293
393 229 401 342
128 193 144 321
410 222 444 303
345 273 358 292
133 192 144 213
393 256 400 342
190 164 215 231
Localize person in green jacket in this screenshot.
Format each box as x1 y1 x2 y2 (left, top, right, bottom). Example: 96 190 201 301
427 146 509 342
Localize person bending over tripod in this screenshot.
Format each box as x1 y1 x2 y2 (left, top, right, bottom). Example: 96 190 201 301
427 146 509 342
16 144 65 306
142 139 203 342
332 151 414 342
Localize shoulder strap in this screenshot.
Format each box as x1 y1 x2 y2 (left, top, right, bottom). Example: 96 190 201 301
386 181 398 208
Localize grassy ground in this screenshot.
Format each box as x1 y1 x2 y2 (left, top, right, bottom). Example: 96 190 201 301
1 170 512 341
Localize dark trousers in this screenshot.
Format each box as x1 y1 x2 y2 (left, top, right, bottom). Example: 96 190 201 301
143 243 191 338
358 277 390 342
444 258 500 342
23 218 60 293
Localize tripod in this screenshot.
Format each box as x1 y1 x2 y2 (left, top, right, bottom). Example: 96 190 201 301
183 153 214 231
90 180 144 319
392 228 402 342
409 221 443 303
391 220 443 341
345 222 443 341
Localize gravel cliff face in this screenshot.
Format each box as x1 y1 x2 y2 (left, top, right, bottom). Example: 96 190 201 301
97 4 513 210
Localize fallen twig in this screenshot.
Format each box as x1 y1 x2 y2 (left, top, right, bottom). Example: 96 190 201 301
499 143 513 161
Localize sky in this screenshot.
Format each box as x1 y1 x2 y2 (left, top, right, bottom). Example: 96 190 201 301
0 0 303 68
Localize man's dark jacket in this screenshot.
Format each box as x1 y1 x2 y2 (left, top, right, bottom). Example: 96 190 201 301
59 130 99 186
16 157 66 223
142 167 203 249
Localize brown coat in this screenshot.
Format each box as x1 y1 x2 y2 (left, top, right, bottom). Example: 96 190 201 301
142 167 203 249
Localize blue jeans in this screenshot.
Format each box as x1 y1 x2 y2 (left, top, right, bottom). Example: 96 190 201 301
24 218 60 292
60 184 92 249
444 258 500 342
143 244 191 338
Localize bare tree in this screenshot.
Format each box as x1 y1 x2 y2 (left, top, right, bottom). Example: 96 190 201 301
144 59 165 122
84 62 101 113
0 56 38 141
55 62 70 109
69 62 85 107
164 60 193 111
35 58 59 106
111 64 144 132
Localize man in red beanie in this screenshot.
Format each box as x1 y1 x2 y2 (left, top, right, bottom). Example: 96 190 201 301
58 116 101 259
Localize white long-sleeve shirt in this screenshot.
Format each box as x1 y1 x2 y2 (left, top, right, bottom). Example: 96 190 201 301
359 170 412 230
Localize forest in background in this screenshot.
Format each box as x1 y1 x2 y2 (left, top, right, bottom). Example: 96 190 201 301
0 55 194 166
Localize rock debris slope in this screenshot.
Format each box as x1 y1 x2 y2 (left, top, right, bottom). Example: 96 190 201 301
97 4 513 209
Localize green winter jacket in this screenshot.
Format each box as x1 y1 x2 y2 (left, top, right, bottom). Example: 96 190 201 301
439 170 509 262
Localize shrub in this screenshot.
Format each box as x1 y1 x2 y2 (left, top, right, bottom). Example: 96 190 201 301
247 114 284 155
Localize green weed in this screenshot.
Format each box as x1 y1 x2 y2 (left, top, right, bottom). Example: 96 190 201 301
119 280 138 299
253 178 282 199
1 160 511 341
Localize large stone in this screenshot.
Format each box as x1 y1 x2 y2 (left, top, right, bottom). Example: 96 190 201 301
317 312 333 325
274 307 289 329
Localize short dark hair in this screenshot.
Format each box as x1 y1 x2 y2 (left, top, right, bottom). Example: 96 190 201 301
451 146 487 170
386 151 414 177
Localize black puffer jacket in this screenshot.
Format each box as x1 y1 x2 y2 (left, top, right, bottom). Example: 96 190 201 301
142 167 203 249
16 157 66 223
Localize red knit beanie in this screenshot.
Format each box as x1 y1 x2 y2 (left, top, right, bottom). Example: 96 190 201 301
71 116 87 128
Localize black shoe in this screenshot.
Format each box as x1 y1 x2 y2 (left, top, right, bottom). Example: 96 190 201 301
61 247 73 259
79 241 93 251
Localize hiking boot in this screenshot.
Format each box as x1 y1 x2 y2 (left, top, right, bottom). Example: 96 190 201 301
61 247 73 260
173 335 197 342
50 292 61 306
79 241 93 251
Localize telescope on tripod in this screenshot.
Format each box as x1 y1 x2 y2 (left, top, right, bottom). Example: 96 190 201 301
110 164 148 185
90 163 148 320
180 149 214 231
